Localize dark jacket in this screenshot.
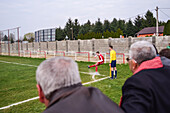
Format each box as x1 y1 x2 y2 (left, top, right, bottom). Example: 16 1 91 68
43 84 124 113
120 57 170 113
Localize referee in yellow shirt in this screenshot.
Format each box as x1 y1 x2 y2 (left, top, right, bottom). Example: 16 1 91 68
109 45 117 79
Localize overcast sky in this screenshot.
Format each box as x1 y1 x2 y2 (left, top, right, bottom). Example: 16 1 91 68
0 0 170 37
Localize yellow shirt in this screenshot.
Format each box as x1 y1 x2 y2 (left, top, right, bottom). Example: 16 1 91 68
110 50 116 63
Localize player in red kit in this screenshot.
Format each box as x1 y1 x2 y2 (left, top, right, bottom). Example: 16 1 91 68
88 51 104 73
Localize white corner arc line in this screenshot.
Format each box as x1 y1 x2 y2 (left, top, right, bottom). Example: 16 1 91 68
0 60 109 110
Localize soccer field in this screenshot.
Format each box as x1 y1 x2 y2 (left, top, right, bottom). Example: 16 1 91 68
0 55 132 113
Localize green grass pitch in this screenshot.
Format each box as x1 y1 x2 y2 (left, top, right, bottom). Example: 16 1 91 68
0 55 132 113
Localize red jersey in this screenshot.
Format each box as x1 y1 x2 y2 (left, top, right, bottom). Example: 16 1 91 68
98 54 104 63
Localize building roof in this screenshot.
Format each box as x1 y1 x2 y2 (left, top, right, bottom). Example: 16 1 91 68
136 26 164 35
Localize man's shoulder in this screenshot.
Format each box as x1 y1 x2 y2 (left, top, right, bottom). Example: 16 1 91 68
111 50 116 53
44 86 125 113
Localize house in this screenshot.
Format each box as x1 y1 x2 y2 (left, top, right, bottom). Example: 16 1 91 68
136 26 164 37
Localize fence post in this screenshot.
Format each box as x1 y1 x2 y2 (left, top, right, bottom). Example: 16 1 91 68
88 52 90 62
17 27 20 56
123 53 125 64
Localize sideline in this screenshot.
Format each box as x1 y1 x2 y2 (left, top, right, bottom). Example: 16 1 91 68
0 60 109 110
0 60 38 67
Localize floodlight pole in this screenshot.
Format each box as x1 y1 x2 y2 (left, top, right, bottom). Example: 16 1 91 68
156 6 159 37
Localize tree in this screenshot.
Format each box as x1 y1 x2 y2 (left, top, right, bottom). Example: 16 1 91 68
110 18 118 32
93 18 103 33
115 28 123 38
3 35 8 41
134 15 145 33
144 10 156 27
24 33 34 42
126 20 135 36
117 19 126 33
55 27 66 41
103 19 110 32
79 20 91 35
9 33 15 43
159 21 166 26
23 37 28 41
73 19 80 39
64 18 73 40
163 20 170 35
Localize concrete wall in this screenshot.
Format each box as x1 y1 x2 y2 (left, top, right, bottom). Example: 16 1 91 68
48 42 56 51
131 37 152 44
22 43 28 51
68 40 78 52
1 44 8 53
79 40 93 52
33 42 39 51
156 36 170 52
28 43 33 51
57 41 66 51
94 39 109 53
1 36 170 55
40 42 47 51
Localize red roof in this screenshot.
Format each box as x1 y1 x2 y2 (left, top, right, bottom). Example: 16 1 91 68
136 26 164 35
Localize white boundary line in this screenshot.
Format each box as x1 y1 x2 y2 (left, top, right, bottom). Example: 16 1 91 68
0 77 109 110
0 97 39 110
0 60 38 67
0 60 109 110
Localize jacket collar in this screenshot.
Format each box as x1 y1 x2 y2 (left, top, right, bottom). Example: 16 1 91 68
46 83 82 109
134 57 163 75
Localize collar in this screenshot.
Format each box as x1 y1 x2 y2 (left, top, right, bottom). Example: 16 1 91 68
134 57 163 75
47 83 82 108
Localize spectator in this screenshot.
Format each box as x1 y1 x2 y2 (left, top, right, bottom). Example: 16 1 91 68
167 43 170 49
36 57 124 113
159 48 170 59
120 41 170 113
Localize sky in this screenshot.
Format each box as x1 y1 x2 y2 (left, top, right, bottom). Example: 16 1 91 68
0 0 170 38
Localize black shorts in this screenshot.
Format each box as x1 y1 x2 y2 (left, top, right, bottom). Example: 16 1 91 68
111 60 116 67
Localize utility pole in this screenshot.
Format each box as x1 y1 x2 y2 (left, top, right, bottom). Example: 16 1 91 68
156 6 159 37
71 27 73 40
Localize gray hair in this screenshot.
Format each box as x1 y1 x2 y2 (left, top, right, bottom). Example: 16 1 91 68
129 41 156 64
36 57 81 99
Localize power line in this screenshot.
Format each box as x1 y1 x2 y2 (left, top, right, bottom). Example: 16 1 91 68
159 8 170 9
159 9 170 18
123 9 155 21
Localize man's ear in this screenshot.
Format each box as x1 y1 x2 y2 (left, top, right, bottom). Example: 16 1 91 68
36 84 45 103
132 60 139 72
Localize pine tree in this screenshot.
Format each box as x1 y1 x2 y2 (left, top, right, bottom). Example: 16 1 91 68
64 18 73 40
3 35 8 41
163 20 170 35
144 10 156 27
73 19 80 39
56 27 66 41
103 20 110 32
134 15 144 33
126 20 135 36
110 18 118 32
93 18 103 33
